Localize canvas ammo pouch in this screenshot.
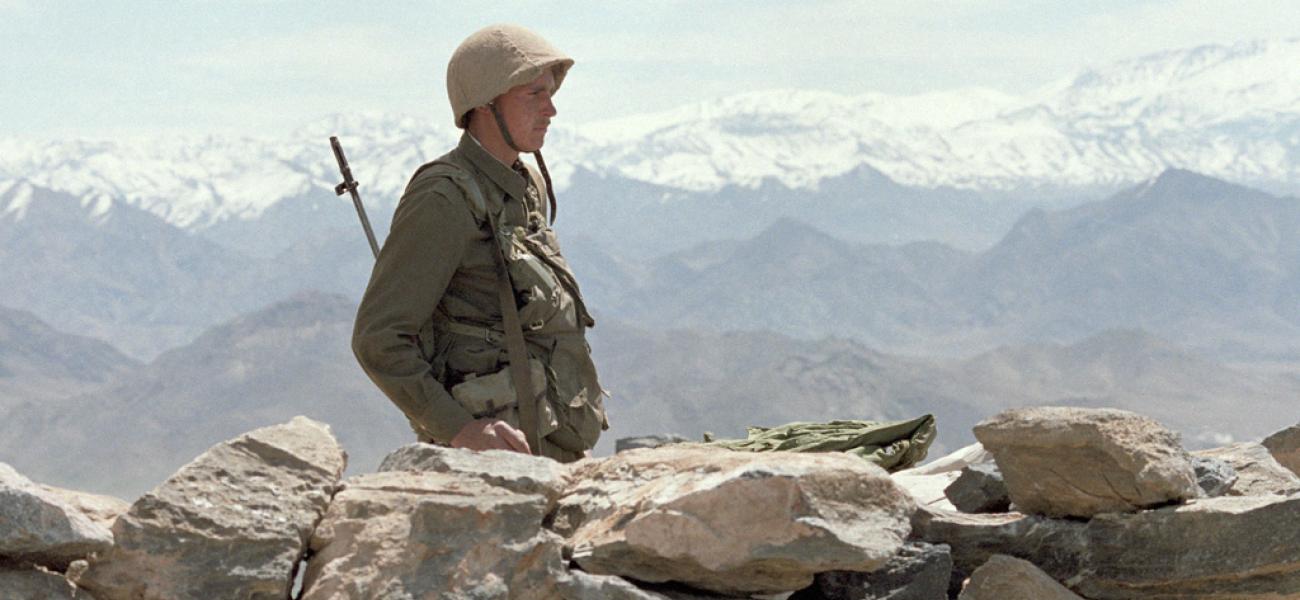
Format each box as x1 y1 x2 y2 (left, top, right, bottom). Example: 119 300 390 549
450 357 559 438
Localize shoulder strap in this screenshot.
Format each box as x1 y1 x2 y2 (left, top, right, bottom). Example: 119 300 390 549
406 161 492 225
412 161 542 454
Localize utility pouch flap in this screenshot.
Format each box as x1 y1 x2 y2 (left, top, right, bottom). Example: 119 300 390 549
450 358 558 437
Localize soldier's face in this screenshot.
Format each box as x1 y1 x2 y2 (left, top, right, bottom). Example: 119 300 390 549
493 70 558 152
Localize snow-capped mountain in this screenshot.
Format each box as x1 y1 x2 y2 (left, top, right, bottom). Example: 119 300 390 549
0 39 1296 232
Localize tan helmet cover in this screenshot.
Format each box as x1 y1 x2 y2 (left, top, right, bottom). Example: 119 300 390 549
446 24 574 129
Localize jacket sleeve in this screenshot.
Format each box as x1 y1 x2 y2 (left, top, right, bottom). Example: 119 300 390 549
352 177 477 443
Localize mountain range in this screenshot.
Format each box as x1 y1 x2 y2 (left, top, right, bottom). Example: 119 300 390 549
3 291 1294 500
0 38 1296 251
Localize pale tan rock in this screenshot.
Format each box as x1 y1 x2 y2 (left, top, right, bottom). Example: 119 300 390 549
300 470 565 600
37 485 130 531
378 443 571 506
553 445 916 596
914 494 1300 598
1193 442 1300 496
973 407 1198 517
1262 423 1300 477
892 471 960 511
0 462 114 569
959 555 1083 600
76 416 346 600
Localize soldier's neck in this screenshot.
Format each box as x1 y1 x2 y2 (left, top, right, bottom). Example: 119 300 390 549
466 128 520 167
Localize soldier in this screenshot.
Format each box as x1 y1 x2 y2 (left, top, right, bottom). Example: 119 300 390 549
352 24 606 462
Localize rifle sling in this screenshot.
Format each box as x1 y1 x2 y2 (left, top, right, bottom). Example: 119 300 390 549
485 210 543 455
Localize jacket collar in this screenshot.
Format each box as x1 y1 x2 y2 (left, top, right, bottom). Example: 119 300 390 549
458 132 528 203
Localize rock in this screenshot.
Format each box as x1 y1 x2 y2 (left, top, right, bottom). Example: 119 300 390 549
914 494 1300 598
1191 455 1238 497
0 462 114 569
958 555 1084 600
0 565 90 599
552 445 916 596
1194 442 1300 496
944 463 1010 513
558 571 675 600
901 442 994 476
377 443 570 505
1262 423 1300 476
77 416 346 600
973 407 1199 517
792 541 952 600
36 485 131 531
616 434 689 453
891 471 960 512
300 470 566 600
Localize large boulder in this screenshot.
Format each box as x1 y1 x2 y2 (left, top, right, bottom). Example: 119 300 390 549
1262 423 1300 476
35 485 130 532
914 494 1300 598
378 443 571 505
958 555 1084 600
551 445 916 596
0 462 114 569
1193 442 1300 496
76 416 346 600
973 407 1198 517
792 541 952 600
300 470 566 600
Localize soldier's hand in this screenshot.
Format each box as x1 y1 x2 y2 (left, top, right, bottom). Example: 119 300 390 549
450 418 532 454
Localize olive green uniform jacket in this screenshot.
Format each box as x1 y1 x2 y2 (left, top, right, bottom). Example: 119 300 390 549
352 133 605 461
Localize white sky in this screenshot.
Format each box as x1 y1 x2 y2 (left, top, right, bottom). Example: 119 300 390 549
2 0 1297 138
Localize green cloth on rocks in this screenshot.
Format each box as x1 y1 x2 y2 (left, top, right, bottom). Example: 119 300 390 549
705 415 937 473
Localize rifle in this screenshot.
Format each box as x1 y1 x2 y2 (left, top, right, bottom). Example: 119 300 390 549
329 136 380 259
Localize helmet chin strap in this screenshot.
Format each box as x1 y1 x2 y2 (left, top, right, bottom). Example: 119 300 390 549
490 103 558 225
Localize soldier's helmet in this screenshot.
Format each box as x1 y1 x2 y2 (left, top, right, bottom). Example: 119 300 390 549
446 24 574 129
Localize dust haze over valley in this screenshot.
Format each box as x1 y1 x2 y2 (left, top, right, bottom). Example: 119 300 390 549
3 34 1300 499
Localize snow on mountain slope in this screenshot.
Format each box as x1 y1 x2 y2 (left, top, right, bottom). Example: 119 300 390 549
0 39 1296 231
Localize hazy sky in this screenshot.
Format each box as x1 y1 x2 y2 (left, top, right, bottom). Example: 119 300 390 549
2 0 1296 138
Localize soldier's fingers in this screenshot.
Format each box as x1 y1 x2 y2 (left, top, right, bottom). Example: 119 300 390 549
494 422 532 454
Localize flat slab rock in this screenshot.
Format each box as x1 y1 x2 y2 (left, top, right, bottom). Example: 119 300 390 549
973 407 1199 517
301 470 566 600
552 445 917 596
378 443 571 506
76 416 347 600
1194 442 1300 496
0 461 114 569
914 493 1300 599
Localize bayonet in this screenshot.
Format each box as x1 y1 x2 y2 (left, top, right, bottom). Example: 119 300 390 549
329 136 380 259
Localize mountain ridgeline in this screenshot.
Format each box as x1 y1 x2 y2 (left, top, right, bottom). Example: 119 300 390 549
3 166 1300 498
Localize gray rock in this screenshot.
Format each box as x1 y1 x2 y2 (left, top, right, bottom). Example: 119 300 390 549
377 443 571 506
76 416 346 600
944 463 1010 513
558 571 675 600
300 470 566 600
1194 442 1300 496
553 446 916 596
792 542 952 600
1262 423 1300 476
0 566 92 599
973 407 1198 517
615 434 689 453
914 494 1300 598
1191 455 1238 497
958 555 1083 600
0 462 114 569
